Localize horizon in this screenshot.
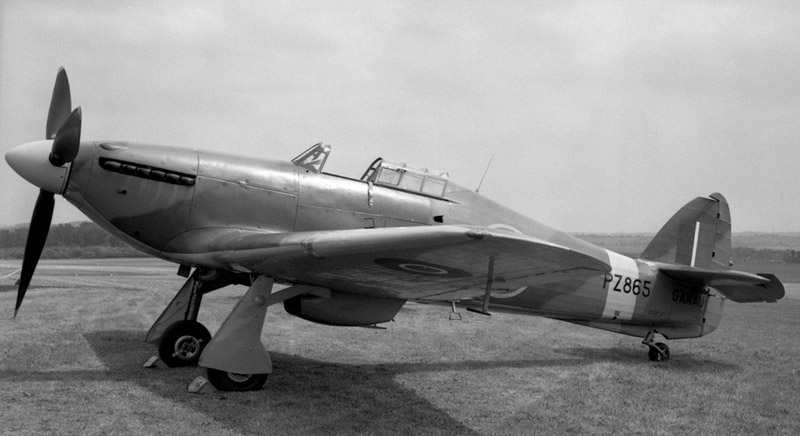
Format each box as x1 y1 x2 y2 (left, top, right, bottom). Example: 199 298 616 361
4 2 800 233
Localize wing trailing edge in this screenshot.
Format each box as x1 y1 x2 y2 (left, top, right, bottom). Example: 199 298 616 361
163 225 612 300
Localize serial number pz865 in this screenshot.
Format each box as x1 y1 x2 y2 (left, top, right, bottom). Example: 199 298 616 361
602 274 651 297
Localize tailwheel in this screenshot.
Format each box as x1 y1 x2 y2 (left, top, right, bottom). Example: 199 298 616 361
648 342 670 362
207 368 269 391
642 330 670 362
158 320 211 367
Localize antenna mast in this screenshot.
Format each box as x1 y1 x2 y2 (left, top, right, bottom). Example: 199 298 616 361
475 154 495 193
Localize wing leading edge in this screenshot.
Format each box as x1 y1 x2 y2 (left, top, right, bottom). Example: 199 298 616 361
188 225 612 300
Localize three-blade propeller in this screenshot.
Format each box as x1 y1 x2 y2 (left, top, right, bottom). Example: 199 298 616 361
14 68 82 317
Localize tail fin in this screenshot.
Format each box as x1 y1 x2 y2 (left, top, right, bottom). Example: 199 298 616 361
641 193 731 270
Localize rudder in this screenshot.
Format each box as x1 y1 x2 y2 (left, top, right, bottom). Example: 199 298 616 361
641 193 731 270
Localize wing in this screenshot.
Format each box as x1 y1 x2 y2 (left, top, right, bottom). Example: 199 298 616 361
199 225 611 300
658 264 785 303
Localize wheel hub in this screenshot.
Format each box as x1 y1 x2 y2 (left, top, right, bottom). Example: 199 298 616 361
227 372 253 382
173 335 201 360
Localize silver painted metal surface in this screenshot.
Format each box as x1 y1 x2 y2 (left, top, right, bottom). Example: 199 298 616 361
5 72 784 344
33 140 780 340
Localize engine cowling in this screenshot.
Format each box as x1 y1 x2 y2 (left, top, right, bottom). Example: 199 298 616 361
284 291 405 326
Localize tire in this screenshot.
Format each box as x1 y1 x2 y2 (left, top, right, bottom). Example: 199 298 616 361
648 342 670 362
207 368 269 391
158 320 212 367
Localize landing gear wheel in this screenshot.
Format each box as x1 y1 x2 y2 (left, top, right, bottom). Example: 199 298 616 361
648 342 670 362
207 368 269 391
158 320 212 367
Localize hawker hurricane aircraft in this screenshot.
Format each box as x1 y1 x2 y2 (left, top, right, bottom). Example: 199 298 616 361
5 68 784 391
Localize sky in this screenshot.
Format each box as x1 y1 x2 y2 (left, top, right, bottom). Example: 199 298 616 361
1 1 799 233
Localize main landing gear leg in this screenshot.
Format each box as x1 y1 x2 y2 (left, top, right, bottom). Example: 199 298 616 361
642 329 670 362
198 275 274 391
145 269 239 368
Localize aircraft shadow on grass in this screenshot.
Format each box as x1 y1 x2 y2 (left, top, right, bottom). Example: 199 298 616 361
557 346 740 372
2 329 738 435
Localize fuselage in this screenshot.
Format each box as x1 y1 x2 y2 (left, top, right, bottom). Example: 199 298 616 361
40 140 724 339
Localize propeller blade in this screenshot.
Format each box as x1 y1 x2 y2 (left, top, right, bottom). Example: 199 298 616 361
49 107 81 167
15 189 55 317
46 67 72 140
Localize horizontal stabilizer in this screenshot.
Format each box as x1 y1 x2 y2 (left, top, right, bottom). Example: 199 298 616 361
658 264 784 303
713 273 784 303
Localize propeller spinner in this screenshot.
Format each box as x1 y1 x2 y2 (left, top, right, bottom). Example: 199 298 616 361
4 67 82 316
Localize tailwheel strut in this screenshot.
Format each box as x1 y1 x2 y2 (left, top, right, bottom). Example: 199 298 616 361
642 330 670 362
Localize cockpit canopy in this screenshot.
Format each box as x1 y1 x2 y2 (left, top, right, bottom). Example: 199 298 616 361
360 158 449 198
292 143 449 198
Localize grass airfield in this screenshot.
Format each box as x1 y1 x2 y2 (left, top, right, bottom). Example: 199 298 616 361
1 258 799 436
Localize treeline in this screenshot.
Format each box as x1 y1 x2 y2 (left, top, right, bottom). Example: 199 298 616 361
732 247 795 263
0 222 140 259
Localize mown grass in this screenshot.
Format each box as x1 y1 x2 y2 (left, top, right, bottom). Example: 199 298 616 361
0 259 798 435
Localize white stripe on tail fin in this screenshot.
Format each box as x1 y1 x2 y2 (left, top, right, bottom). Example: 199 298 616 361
641 193 731 270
